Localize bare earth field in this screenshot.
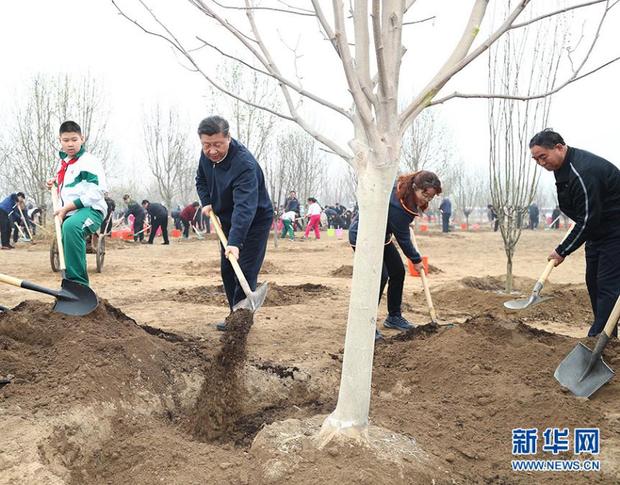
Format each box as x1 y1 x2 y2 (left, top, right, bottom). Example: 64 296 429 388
1 227 619 484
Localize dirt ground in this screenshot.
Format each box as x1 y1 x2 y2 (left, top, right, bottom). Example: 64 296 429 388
1 227 619 484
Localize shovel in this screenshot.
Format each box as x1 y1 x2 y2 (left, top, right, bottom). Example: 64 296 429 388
0 272 98 316
504 224 574 310
17 205 34 241
210 213 268 312
410 225 453 327
554 294 620 398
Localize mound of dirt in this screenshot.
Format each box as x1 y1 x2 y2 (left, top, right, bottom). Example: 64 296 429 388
373 316 620 484
332 264 442 278
182 259 220 275
432 279 594 325
0 300 208 411
182 259 283 277
427 263 443 274
461 275 506 291
168 283 337 307
331 265 353 277
265 283 337 305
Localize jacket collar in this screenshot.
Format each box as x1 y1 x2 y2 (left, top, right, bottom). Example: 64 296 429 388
208 138 239 171
59 146 85 160
554 146 573 183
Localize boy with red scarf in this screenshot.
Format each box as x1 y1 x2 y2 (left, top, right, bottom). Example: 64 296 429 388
46 121 107 287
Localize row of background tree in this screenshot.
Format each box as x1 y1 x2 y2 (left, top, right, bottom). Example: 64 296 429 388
0 69 558 223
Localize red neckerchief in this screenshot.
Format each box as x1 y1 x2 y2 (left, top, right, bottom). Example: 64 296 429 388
57 156 79 190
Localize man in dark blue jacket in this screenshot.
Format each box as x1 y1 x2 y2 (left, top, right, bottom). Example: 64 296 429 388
0 192 25 250
439 196 452 233
530 129 620 337
196 116 273 330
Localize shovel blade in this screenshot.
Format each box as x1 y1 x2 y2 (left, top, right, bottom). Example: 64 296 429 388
52 279 99 316
504 294 551 310
554 343 615 398
232 282 268 313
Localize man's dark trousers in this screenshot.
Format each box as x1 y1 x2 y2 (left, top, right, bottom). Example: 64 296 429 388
442 213 451 233
182 220 191 238
148 216 170 244
220 223 271 308
0 210 11 247
585 225 620 337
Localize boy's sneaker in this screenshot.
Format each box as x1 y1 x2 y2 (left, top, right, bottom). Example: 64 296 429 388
216 322 227 331
383 315 415 331
375 329 384 341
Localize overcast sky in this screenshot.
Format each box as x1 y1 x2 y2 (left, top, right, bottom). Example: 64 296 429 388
0 0 618 195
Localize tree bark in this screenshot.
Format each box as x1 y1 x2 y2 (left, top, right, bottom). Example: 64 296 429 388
319 155 397 442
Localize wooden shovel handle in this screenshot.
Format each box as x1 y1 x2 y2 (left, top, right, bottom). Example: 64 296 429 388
410 225 436 321
603 294 620 338
209 213 253 298
0 273 23 288
537 224 575 286
49 187 67 271
17 205 33 240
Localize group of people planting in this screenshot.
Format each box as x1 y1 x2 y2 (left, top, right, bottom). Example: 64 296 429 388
1 121 618 344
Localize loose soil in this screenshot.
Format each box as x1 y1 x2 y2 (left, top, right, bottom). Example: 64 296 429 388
1 228 618 484
167 282 337 307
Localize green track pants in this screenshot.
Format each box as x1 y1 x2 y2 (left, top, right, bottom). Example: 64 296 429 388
61 208 103 287
282 219 294 240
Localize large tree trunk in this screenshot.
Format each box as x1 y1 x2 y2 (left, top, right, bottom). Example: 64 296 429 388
319 156 398 441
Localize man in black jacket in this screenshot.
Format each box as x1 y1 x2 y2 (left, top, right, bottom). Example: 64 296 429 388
142 200 170 245
196 115 273 330
284 190 301 231
123 195 146 242
530 129 620 337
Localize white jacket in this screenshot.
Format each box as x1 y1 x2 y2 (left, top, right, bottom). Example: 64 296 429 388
307 202 322 216
56 149 107 217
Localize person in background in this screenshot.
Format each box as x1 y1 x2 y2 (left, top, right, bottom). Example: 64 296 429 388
303 197 322 240
102 193 116 235
284 190 301 231
27 204 42 236
528 203 540 230
487 204 499 232
439 196 452 233
280 210 296 241
123 194 146 242
0 192 25 249
180 202 200 239
142 200 170 245
349 170 442 340
171 205 183 231
530 128 620 337
551 206 562 229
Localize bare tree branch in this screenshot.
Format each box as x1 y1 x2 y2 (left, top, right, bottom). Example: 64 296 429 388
208 0 314 16
399 0 494 132
430 0 619 106
193 36 352 120
509 0 611 30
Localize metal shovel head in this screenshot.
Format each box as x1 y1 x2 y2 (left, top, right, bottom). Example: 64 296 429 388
232 282 268 313
52 279 99 316
554 343 615 398
504 293 552 310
